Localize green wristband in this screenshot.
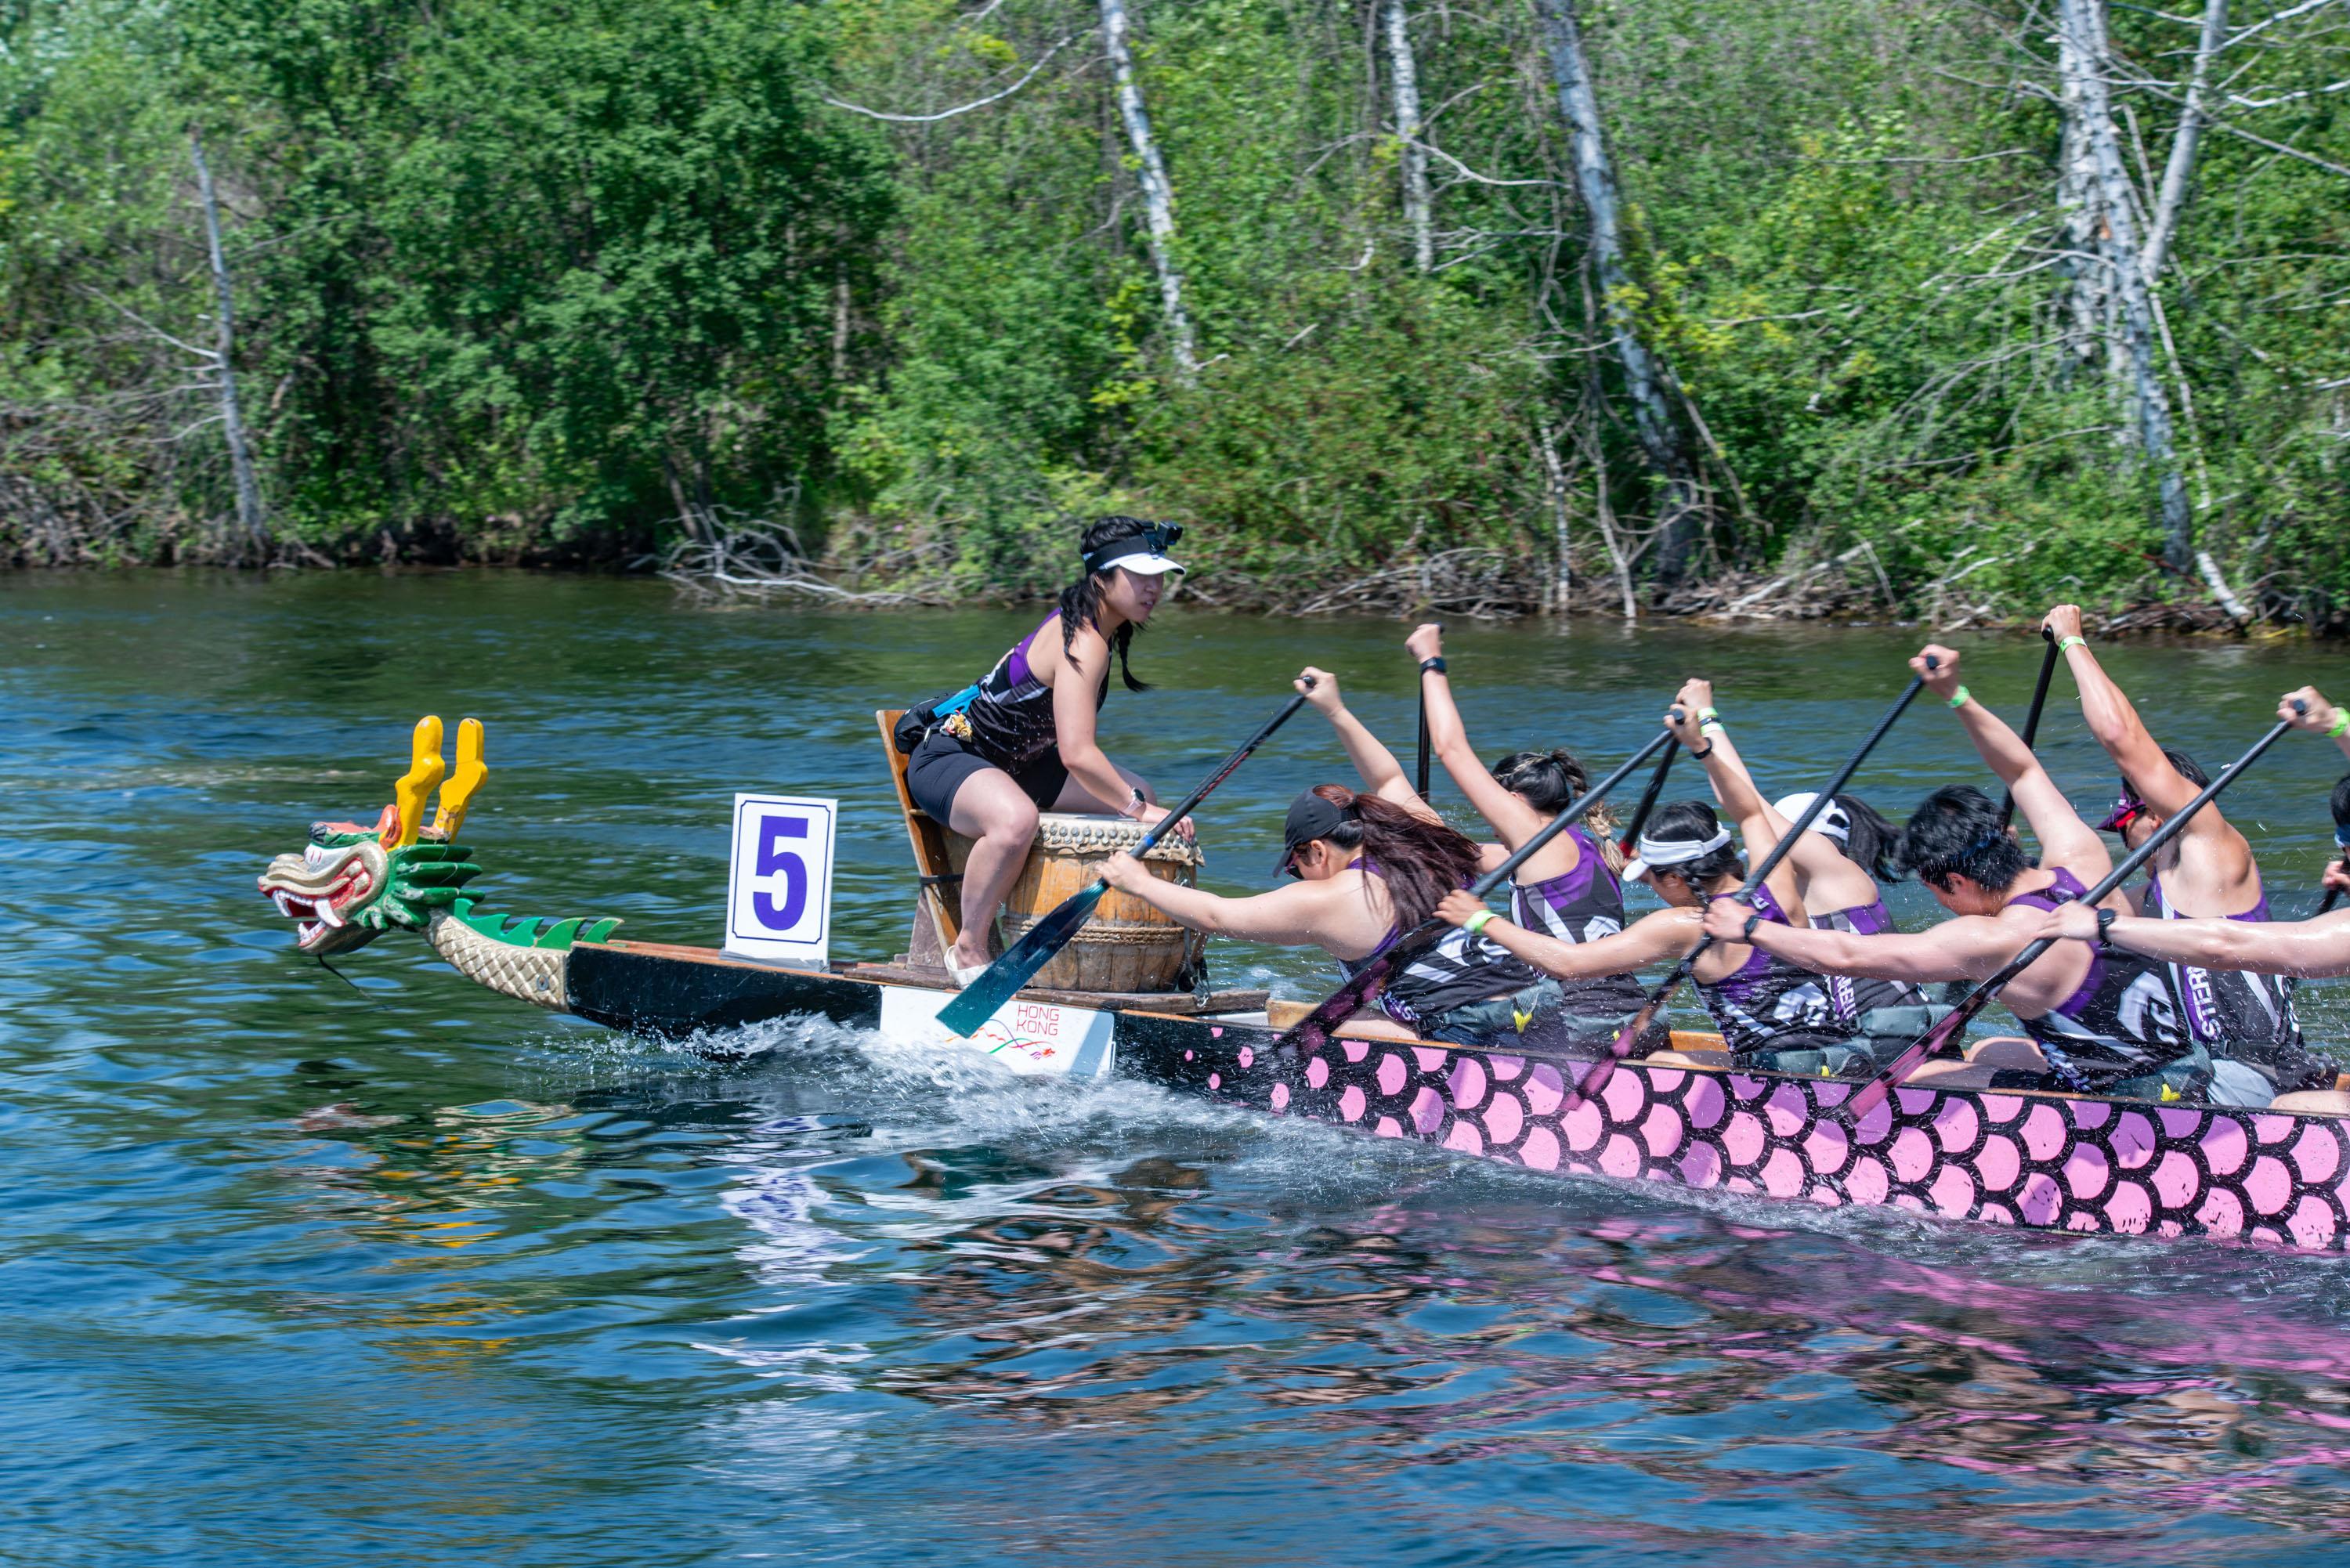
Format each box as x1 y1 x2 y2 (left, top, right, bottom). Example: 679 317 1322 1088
1697 706 1720 724
1462 909 1495 936
2329 710 2349 740
1947 685 1971 709
2056 634 2085 656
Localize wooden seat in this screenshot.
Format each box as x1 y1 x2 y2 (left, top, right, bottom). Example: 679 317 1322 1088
877 710 966 968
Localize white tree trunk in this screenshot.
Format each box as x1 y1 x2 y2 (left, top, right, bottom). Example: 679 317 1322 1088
1531 0 1700 585
190 129 266 561
1383 0 1433 272
2143 0 2226 282
2057 0 2194 570
1101 0 1198 381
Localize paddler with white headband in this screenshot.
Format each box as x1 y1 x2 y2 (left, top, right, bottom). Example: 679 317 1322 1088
1437 699 1868 1072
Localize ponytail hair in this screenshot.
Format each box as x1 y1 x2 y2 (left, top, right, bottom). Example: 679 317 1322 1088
1058 516 1155 692
1831 793 1900 883
1493 748 1625 873
1310 782 1482 931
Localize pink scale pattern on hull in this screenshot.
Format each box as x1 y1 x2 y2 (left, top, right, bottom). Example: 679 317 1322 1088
1141 1020 2350 1252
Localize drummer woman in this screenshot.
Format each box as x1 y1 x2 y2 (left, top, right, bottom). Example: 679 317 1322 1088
901 516 1188 985
1097 668 1566 1046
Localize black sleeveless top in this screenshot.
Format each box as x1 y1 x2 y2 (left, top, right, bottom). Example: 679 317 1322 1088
1690 883 1854 1059
939 613 1108 770
2008 868 2194 1091
1812 898 1930 1023
1509 825 1644 1017
1339 866 1544 1028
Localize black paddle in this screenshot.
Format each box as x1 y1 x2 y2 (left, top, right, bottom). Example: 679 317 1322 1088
1998 627 2060 831
1845 703 2305 1123
1416 691 1433 798
1263 723 1682 1060
935 682 1315 1036
1617 737 1678 857
1566 660 1936 1111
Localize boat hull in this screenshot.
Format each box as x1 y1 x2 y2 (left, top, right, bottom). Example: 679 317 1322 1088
566 940 2350 1252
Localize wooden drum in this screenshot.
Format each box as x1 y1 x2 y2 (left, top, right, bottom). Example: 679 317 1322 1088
953 813 1205 994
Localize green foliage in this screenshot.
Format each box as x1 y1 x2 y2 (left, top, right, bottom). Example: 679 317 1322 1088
5 0 2349 627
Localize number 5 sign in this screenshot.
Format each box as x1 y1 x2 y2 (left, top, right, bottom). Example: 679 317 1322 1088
725 795 838 965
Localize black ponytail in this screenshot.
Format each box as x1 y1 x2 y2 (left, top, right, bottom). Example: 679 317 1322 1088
1831 793 1901 883
1058 517 1154 692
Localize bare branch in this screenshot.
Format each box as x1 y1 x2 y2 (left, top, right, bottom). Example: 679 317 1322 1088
822 34 1085 124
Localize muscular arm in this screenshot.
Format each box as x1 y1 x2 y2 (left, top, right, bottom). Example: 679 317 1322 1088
2064 628 2254 893
1915 644 2109 881
1474 906 1701 981
1423 668 1549 848
1737 911 2024 985
2102 908 2350 978
1112 873 1376 954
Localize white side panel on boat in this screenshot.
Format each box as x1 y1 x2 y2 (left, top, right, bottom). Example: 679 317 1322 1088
877 986 1116 1079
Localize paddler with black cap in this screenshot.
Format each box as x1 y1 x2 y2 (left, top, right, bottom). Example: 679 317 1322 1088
896 516 1189 986
1098 667 1577 1046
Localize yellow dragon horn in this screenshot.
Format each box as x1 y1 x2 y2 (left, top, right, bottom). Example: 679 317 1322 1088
432 717 488 840
389 716 446 849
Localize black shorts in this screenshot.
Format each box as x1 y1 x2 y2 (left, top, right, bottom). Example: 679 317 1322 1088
906 732 1068 824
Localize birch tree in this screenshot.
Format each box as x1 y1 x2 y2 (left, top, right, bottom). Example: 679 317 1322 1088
1101 0 1198 381
190 129 266 562
1529 0 1702 586
2054 0 2193 570
1383 0 1434 272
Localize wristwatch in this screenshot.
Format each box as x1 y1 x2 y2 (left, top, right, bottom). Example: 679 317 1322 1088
2095 906 2117 946
1419 656 1447 674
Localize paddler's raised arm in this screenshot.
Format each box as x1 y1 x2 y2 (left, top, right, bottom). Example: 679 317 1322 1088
1296 667 1441 825
1700 898 2021 986
2030 898 2350 979
2280 685 2350 764
1407 624 1544 845
1658 687 1808 925
1916 642 2109 886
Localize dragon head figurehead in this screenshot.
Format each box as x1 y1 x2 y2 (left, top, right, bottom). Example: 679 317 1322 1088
258 717 487 954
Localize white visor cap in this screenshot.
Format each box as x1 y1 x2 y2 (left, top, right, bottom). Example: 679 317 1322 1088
1094 550 1185 576
1773 792 1853 844
1622 826 1734 883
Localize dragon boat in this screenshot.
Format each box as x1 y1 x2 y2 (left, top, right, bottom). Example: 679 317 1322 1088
259 719 2350 1255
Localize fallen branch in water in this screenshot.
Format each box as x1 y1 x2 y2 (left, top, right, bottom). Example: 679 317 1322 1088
660 511 918 606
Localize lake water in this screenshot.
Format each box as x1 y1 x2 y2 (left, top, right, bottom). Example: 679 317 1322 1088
9 570 2350 1566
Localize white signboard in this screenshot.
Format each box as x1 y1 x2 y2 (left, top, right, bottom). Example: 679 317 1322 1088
878 985 1116 1079
725 794 837 964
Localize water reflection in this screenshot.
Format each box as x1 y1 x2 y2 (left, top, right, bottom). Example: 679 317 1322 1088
15 572 2350 1563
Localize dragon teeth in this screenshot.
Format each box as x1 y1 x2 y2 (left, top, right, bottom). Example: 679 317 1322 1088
272 891 298 917
315 899 344 928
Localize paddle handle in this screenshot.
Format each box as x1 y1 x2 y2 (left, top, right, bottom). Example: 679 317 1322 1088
1998 627 2060 832
1129 683 1314 859
1618 736 1679 854
1849 708 2302 1122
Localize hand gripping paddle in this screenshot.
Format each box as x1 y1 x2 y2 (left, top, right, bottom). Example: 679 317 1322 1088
935 682 1316 1037
1567 660 1936 1111
1262 723 1683 1061
1843 703 2305 1125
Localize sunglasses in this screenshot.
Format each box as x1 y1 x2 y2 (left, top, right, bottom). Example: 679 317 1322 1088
2100 800 2150 835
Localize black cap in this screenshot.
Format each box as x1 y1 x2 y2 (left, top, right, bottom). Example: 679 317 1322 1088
1274 789 1350 877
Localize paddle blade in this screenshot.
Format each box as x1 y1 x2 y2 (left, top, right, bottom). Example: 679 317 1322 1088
935 882 1108 1036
